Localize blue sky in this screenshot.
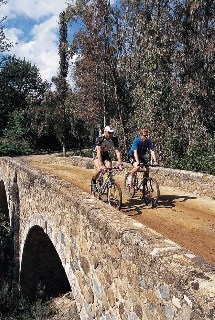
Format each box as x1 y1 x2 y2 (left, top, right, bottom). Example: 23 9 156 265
1 0 118 86
1 0 75 84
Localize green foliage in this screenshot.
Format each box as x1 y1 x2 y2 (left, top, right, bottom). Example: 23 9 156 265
184 143 214 175
0 110 34 156
0 56 50 136
164 130 215 175
0 281 56 320
65 0 214 175
0 1 214 176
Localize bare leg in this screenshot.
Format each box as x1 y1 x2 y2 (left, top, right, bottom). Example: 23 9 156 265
130 162 140 177
92 159 102 181
145 166 149 178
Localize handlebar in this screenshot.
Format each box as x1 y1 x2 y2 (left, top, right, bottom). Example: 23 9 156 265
101 167 124 173
139 162 159 167
100 167 126 177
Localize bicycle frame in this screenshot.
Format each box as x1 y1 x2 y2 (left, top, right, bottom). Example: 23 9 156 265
97 169 114 197
91 167 122 210
124 163 160 207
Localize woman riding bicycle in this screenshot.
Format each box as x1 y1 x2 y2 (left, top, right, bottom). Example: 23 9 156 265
128 128 158 185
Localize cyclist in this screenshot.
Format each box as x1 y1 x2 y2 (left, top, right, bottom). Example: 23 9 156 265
127 128 158 185
91 125 123 190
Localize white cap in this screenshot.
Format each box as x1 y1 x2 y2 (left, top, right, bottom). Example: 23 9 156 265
104 126 114 133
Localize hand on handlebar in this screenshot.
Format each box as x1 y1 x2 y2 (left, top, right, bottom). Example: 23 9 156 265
137 162 144 168
153 161 159 166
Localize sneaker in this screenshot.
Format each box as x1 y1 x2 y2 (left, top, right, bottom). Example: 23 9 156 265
91 183 98 192
127 176 133 186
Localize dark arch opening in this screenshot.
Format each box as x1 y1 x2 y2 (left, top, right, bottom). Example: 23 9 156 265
0 180 11 277
20 226 71 299
0 180 9 222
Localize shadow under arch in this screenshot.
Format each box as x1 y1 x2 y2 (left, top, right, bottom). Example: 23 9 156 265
20 225 71 299
0 180 12 277
0 180 9 222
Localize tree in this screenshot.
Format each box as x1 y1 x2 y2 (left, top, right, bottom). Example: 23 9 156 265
0 56 50 136
0 0 12 52
56 11 69 156
0 56 51 155
64 0 214 173
66 0 134 153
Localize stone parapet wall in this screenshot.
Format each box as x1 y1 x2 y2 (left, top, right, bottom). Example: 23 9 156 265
59 156 214 199
0 157 214 319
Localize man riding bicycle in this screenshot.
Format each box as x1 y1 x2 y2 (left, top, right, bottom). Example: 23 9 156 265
128 128 158 185
91 126 123 191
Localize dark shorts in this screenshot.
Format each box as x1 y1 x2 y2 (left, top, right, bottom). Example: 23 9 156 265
94 151 112 163
129 156 147 166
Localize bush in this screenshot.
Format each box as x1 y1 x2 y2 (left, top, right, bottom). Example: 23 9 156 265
0 280 57 320
164 132 214 175
0 138 34 156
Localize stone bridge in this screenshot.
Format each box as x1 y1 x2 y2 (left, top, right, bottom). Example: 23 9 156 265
0 156 214 319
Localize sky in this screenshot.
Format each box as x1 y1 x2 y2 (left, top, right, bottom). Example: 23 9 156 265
1 0 118 88
1 0 76 86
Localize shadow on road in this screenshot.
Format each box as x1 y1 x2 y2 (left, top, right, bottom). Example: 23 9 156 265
122 194 197 214
122 197 148 216
158 194 197 208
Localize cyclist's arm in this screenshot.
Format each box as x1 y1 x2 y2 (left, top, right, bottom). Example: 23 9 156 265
150 150 158 164
115 149 123 166
113 136 123 168
148 139 158 164
133 150 140 165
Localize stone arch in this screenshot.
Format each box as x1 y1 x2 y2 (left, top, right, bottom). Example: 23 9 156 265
20 225 71 298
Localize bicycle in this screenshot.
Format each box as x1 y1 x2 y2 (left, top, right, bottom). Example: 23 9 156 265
124 163 160 208
91 168 122 210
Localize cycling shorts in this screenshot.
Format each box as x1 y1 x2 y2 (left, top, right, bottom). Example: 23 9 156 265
94 151 112 163
129 156 147 166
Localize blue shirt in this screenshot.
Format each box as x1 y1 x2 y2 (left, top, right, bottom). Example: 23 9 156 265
128 137 153 157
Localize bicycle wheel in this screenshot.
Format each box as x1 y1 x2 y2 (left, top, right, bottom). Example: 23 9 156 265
91 175 104 198
91 178 98 197
124 172 137 198
107 182 122 210
143 177 160 207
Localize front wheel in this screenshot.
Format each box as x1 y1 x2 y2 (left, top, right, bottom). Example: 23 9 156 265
107 182 122 210
91 175 104 198
91 178 98 197
143 177 160 207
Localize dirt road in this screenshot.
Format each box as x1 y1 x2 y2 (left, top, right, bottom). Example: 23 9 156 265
22 155 215 266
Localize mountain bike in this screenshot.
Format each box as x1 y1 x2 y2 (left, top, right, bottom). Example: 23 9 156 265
91 168 122 210
124 164 160 208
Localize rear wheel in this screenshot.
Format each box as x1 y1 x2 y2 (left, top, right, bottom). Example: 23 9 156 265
143 177 160 207
124 172 137 198
107 182 122 210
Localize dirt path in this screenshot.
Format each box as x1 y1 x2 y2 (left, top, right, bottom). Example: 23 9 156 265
23 155 215 266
